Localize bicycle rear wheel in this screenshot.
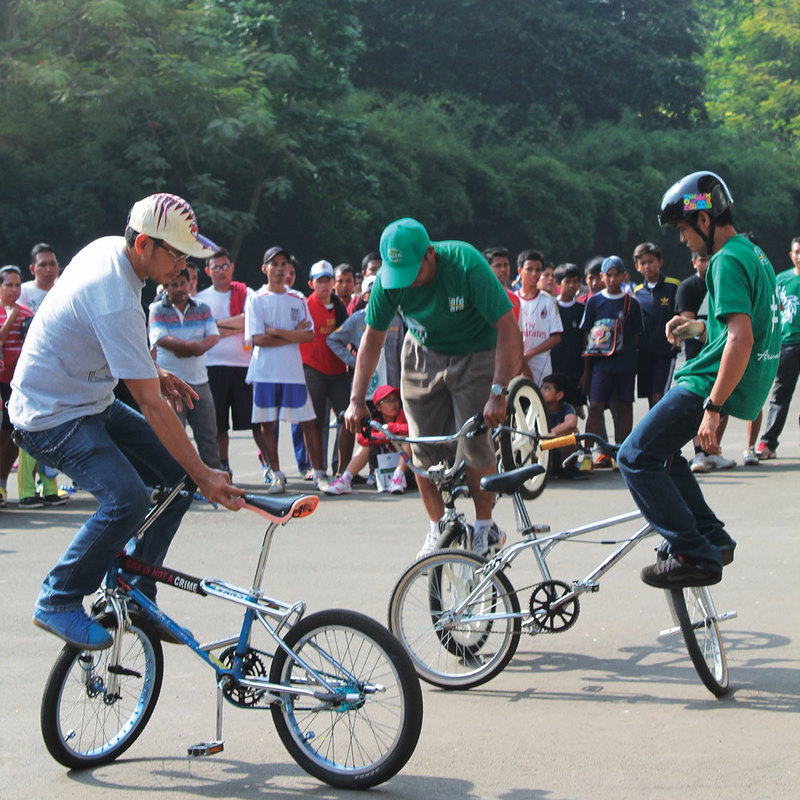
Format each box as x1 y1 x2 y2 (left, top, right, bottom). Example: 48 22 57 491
40 613 163 768
269 609 422 789
388 549 520 689
669 586 729 696
498 376 550 499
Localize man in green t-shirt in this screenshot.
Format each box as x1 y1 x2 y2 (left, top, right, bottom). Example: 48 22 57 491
756 235 800 458
344 218 521 559
617 171 781 589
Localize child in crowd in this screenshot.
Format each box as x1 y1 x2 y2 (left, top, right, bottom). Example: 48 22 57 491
516 249 563 385
538 262 558 296
550 262 586 412
580 256 643 467
325 385 411 495
244 249 324 494
541 373 582 479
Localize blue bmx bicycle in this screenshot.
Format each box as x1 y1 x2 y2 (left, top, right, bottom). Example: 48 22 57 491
39 480 423 789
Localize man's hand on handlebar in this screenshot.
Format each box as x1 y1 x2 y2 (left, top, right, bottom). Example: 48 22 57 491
482 394 507 429
344 399 370 435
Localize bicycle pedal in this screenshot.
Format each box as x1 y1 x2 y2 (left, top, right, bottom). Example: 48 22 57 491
187 740 224 757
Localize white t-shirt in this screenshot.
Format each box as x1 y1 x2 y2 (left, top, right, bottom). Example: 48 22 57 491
19 281 49 314
195 285 254 368
244 287 312 385
517 290 564 385
9 237 158 431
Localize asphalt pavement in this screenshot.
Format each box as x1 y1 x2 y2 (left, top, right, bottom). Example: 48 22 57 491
1 397 798 800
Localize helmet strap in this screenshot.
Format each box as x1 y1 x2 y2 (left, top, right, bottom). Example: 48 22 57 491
690 213 717 255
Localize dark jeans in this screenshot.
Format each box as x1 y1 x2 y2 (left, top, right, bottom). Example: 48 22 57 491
761 343 800 450
17 400 192 611
617 386 734 569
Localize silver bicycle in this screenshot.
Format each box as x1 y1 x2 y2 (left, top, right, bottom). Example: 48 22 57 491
382 419 735 697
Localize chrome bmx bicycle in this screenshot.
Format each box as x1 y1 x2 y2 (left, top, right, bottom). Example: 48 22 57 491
383 420 735 697
39 480 423 789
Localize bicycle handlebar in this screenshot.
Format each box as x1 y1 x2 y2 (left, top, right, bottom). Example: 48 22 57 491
540 432 620 456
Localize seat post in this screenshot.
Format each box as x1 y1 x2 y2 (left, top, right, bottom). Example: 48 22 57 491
250 522 278 596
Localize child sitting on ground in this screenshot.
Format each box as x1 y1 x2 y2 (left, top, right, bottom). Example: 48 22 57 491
541 373 582 479
325 385 411 495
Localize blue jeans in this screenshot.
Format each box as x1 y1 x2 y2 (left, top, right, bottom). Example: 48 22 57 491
16 400 192 612
616 386 734 569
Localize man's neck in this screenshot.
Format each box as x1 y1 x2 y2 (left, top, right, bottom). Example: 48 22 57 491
173 299 189 313
519 287 540 300
268 282 286 293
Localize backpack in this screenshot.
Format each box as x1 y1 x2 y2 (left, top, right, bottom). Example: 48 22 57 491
583 294 631 357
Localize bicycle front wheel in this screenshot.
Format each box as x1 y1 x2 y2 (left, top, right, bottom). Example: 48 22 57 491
669 586 729 696
388 549 521 690
269 609 422 789
498 376 550 499
40 613 163 768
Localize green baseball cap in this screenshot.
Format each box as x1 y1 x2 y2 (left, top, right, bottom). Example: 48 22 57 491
379 217 430 289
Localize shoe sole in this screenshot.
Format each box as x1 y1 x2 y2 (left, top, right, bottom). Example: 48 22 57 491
640 570 722 589
32 616 112 650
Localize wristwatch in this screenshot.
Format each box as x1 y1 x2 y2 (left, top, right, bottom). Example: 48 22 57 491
490 383 508 398
703 397 723 414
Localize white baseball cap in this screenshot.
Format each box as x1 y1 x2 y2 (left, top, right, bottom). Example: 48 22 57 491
309 259 334 279
127 193 217 258
361 274 377 294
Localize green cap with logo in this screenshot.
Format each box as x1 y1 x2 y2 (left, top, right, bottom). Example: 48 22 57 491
379 217 431 289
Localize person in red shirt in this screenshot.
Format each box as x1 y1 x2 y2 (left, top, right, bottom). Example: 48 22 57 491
300 260 355 479
0 265 34 506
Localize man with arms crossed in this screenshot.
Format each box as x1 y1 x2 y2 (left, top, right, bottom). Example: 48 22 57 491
11 193 243 651
617 172 780 588
345 218 521 558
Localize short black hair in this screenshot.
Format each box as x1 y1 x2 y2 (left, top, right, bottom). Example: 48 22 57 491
30 242 57 262
791 236 800 248
541 372 571 397
334 263 354 278
483 246 509 263
517 249 545 269
633 242 662 262
207 246 231 264
585 256 604 276
554 262 580 282
361 251 380 270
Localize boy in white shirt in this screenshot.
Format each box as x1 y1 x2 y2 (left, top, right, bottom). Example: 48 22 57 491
244 249 324 494
515 249 563 385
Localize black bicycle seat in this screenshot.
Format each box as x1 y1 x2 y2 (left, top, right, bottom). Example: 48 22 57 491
480 464 546 495
243 493 318 522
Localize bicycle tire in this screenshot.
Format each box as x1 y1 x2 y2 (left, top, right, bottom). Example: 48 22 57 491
40 613 163 768
388 549 521 689
269 609 423 789
498 376 550 499
436 519 470 550
669 586 729 696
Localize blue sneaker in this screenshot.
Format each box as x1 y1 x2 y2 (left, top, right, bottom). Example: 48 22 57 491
33 607 113 650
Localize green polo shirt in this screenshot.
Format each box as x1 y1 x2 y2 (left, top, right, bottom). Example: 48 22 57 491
366 240 512 354
674 234 781 419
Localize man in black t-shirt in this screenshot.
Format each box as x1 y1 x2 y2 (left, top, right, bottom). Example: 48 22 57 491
675 252 736 472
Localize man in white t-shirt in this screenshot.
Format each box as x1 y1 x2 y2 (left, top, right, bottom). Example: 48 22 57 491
19 242 60 313
11 193 244 652
195 247 256 478
244 249 324 493
515 249 563 385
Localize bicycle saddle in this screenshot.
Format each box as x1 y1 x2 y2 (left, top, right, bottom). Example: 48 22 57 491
479 464 546 495
243 493 319 522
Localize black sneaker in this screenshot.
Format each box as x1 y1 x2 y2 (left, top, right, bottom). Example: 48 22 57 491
43 494 68 506
641 554 722 589
19 496 44 509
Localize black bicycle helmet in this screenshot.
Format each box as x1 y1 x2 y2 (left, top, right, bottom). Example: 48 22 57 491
658 171 734 253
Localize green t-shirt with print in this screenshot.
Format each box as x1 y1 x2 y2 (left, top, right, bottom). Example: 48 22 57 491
776 268 800 345
366 240 512 354
674 234 781 419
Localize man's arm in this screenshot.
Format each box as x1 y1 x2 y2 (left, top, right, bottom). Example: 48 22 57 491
251 322 313 348
697 312 754 453
344 325 388 432
523 332 561 361
216 313 244 337
155 334 220 358
484 309 522 427
124 376 244 510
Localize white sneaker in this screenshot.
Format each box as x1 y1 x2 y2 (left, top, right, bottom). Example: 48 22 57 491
324 476 351 495
416 529 440 560
388 474 406 494
313 472 329 491
473 524 504 558
267 473 286 494
690 453 710 473
742 447 760 466
706 453 736 470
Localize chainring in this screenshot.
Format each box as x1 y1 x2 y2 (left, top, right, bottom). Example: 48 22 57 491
528 580 580 633
219 647 269 707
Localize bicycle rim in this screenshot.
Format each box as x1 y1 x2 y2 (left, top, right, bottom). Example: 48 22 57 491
388 549 520 689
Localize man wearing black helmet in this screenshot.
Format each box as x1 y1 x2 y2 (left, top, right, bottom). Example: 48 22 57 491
617 171 781 588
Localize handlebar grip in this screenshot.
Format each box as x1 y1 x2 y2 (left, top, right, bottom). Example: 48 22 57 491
540 433 578 451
